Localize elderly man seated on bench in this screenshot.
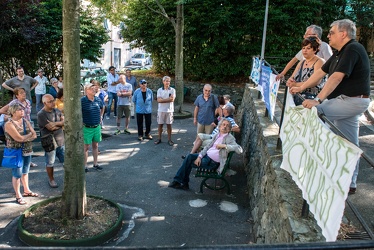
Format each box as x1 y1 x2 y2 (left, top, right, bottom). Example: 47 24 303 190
185 105 240 156
169 118 243 190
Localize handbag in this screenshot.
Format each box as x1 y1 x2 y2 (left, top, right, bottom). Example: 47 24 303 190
40 110 58 152
1 148 23 168
40 133 57 152
1 119 26 168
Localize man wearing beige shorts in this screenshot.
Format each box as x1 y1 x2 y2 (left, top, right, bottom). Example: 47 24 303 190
154 76 175 146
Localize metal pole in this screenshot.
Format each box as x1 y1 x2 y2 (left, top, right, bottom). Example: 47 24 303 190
260 0 269 60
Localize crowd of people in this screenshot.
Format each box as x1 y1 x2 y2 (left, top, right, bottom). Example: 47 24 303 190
0 18 370 204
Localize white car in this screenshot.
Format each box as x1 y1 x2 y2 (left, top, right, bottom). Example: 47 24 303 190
130 53 151 66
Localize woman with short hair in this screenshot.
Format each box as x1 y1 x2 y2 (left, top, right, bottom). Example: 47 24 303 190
4 103 38 205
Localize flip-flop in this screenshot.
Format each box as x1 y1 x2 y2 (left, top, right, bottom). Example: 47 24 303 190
168 140 174 146
16 197 27 205
154 139 161 145
23 192 39 197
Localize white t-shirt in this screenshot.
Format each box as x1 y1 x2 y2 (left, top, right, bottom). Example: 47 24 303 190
34 75 48 94
116 83 132 105
157 87 175 112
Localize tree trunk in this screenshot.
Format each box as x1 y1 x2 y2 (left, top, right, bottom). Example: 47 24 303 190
61 0 87 219
174 4 184 113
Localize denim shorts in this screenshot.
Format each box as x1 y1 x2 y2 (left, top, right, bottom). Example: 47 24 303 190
12 155 31 178
45 145 65 167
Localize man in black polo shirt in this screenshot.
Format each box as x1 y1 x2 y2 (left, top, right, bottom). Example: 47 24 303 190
291 19 371 194
81 83 104 172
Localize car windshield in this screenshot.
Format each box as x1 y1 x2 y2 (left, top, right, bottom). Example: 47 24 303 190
133 54 145 59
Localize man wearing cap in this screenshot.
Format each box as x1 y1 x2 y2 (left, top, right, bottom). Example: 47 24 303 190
106 66 120 119
2 66 38 102
81 83 104 172
125 69 137 119
133 79 153 141
34 69 48 112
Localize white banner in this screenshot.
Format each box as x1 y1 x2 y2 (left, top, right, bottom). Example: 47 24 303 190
280 92 362 242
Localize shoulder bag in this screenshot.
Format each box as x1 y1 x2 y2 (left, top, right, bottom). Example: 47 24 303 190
1 119 26 168
40 110 58 152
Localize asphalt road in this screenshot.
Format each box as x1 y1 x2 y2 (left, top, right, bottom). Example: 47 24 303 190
0 101 252 248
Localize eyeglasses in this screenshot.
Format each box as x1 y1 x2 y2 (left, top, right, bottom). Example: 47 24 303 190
328 30 343 36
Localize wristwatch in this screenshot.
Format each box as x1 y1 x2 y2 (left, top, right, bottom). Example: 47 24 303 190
314 97 323 104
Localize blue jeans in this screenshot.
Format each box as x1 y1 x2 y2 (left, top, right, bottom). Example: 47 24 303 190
45 145 65 167
35 94 44 112
106 92 118 117
317 95 370 188
174 154 220 185
12 155 31 178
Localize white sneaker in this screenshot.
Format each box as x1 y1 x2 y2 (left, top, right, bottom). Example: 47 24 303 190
106 116 110 120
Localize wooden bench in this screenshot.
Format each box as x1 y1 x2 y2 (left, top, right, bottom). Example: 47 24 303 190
194 151 235 194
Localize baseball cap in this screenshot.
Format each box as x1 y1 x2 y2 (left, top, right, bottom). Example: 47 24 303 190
139 79 147 84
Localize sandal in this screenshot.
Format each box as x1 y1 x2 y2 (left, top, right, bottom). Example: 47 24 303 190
23 192 39 197
168 140 174 146
16 197 27 205
154 139 161 145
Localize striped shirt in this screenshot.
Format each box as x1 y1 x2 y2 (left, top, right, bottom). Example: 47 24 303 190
81 96 103 126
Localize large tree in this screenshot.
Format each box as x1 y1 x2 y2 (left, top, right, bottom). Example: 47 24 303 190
62 0 86 219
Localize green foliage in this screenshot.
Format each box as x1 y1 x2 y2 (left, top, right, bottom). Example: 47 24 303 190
0 0 109 80
120 0 351 82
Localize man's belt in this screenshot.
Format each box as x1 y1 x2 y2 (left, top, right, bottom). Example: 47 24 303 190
84 124 99 128
350 95 369 98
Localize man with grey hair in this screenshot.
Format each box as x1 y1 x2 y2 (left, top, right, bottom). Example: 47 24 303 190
193 84 220 135
169 118 243 190
276 24 333 81
185 104 240 156
290 19 371 195
154 76 175 145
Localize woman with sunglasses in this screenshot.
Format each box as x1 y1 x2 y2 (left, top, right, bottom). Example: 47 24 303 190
286 37 326 105
4 103 37 205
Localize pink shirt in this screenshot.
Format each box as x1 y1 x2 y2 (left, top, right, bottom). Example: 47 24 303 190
200 133 227 163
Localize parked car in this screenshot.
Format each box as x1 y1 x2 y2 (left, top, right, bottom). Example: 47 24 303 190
80 68 108 89
130 53 151 66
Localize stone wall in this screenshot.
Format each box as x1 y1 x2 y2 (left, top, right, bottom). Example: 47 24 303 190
236 84 323 243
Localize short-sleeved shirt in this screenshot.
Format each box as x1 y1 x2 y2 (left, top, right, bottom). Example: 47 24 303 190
34 75 48 94
321 39 370 99
37 108 64 147
116 83 132 106
107 73 119 93
194 94 219 125
157 87 175 113
4 75 36 101
125 76 137 95
81 96 103 126
9 99 32 121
